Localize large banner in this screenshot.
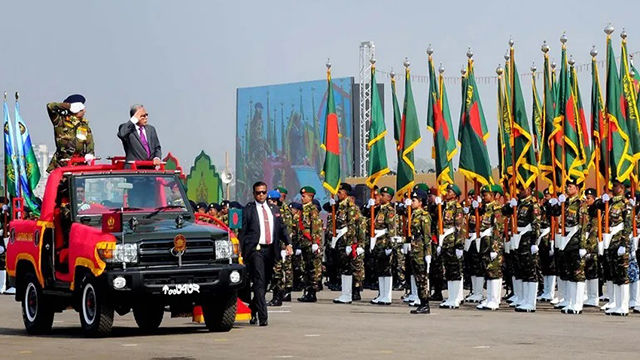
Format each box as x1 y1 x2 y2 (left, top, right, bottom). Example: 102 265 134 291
236 77 354 204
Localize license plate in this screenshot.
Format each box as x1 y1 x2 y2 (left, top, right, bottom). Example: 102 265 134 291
162 283 200 295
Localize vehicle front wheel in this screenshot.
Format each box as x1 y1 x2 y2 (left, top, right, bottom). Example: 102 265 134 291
22 273 54 335
78 274 114 337
202 291 237 332
133 301 164 332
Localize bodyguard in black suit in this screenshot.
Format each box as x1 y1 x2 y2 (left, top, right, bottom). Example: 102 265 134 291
117 104 162 165
240 182 291 326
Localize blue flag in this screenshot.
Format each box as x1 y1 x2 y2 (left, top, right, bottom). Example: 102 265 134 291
3 100 18 198
15 100 41 216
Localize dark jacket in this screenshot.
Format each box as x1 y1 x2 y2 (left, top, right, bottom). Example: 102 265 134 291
117 121 162 162
240 201 290 258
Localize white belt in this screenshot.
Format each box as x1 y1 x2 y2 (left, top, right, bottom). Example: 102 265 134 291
505 239 511 254
632 235 640 254
465 232 476 252
475 227 493 252
330 227 348 249
392 236 405 244
438 227 455 245
537 227 551 247
511 224 532 250
369 229 388 251
559 225 579 251
602 222 624 251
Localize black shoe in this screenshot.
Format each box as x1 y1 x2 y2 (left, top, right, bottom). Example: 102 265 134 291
298 290 317 303
282 292 292 302
250 316 258 325
259 319 269 326
504 291 514 300
352 288 361 301
430 292 443 302
411 300 430 314
267 291 282 307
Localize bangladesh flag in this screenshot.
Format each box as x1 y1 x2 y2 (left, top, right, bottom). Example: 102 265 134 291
540 53 560 190
396 66 421 198
458 58 493 186
3 100 18 198
320 69 341 195
366 65 390 188
498 70 513 184
570 63 592 177
620 38 640 167
532 72 543 158
606 36 634 182
591 54 607 180
427 56 457 194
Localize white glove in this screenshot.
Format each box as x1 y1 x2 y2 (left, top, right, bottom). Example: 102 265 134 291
69 102 85 114
490 251 497 260
579 249 587 258
618 246 626 256
356 247 365 256
404 198 412 207
385 248 393 256
329 198 336 206
367 198 376 208
311 244 319 253
295 249 302 256
455 249 463 259
345 246 352 255
531 244 539 254
425 255 432 264
0 245 5 255
84 153 95 163
1 204 7 213
435 197 442 205
403 243 412 253
602 193 610 202
79 203 91 211
436 246 442 255
280 250 288 259
549 248 555 257
463 207 469 214
510 198 518 208
558 194 567 203
400 247 407 255
472 200 479 209
549 198 558 206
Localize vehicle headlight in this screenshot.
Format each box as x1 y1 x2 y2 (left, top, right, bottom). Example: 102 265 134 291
215 240 233 260
107 243 138 264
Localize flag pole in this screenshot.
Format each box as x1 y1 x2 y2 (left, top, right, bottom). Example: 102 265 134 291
509 40 517 235
531 64 540 193
370 189 375 237
474 180 480 238
591 48 603 244
560 35 568 237
2 92 8 234
604 25 614 234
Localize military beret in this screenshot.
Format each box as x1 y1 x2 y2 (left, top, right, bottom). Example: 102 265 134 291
312 199 321 212
491 184 504 196
229 201 243 209
63 94 86 104
276 186 288 195
380 186 395 196
468 189 475 196
413 183 429 193
625 190 632 199
585 188 597 197
221 200 230 207
208 203 222 211
322 202 333 212
411 189 428 201
537 191 544 199
543 188 550 196
300 186 316 195
566 178 579 187
267 190 281 199
289 202 302 211
480 185 491 194
612 178 631 187
339 182 353 193
447 184 461 197
189 200 197 210
196 202 207 210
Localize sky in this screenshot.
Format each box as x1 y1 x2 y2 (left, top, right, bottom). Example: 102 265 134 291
1 0 638 176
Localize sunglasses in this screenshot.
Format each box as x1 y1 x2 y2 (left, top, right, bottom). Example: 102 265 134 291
254 191 267 195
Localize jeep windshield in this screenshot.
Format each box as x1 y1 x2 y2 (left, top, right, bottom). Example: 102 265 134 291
73 174 190 216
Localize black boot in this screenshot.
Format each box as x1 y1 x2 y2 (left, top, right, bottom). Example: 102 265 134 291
411 298 431 314
298 288 317 303
268 290 283 307
430 290 443 302
352 287 361 301
282 288 292 302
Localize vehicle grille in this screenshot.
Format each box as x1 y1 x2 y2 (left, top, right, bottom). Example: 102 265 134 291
138 238 215 265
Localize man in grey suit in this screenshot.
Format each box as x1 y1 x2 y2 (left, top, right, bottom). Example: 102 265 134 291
118 104 162 165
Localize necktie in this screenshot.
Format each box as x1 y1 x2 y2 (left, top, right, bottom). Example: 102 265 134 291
139 126 151 158
262 205 272 245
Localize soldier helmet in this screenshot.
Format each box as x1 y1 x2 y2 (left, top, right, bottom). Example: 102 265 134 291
300 186 316 195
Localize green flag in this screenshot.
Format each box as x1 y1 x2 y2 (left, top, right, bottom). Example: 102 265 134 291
570 62 592 179
320 68 341 195
591 53 607 180
540 52 560 190
396 65 421 198
498 71 513 185
532 72 543 158
458 58 493 186
620 38 640 170
427 57 457 194
366 65 390 188
606 36 634 182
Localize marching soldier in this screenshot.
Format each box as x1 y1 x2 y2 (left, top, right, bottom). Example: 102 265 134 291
47 94 95 172
476 184 505 310
583 188 600 307
297 187 323 303
332 183 361 304
370 186 398 305
438 184 465 309
504 182 541 313
407 189 432 314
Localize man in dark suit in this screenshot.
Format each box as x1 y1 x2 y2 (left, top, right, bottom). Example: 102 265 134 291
240 181 292 326
117 104 162 165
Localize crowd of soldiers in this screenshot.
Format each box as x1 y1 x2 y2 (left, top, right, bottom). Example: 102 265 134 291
260 178 640 317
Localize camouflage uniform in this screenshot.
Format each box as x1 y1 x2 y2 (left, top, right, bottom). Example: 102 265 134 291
372 203 397 276
440 199 465 281
583 203 599 280
607 195 631 285
409 208 432 299
562 195 586 283
298 202 323 291
392 205 406 289
334 197 360 275
46 102 94 172
291 210 306 291
428 203 445 299
538 202 556 276
513 196 541 283
482 201 505 280
324 214 340 289
272 203 294 294
353 209 367 289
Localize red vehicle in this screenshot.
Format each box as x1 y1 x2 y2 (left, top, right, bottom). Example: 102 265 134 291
5 158 245 336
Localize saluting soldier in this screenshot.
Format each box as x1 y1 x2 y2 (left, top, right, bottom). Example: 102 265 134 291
407 189 432 314
438 184 465 309
332 183 361 304
476 185 505 310
47 94 95 172
370 186 398 305
297 187 323 303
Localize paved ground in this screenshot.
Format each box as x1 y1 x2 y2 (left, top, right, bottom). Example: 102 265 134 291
0 289 638 360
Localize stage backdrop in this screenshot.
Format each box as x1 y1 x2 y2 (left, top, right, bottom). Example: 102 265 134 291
236 77 355 204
